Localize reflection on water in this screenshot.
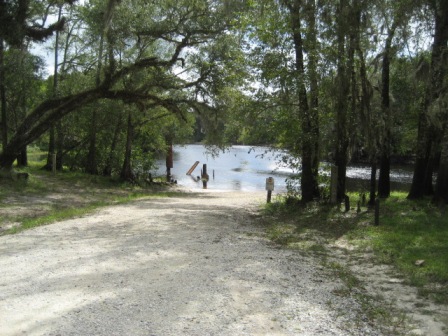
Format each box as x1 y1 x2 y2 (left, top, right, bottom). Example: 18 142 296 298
154 145 413 192
155 145 286 191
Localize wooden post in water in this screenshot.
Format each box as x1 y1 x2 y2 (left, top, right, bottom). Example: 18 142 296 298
186 161 199 175
202 164 209 189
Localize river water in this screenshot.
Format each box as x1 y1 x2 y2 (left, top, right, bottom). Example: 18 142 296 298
154 145 413 193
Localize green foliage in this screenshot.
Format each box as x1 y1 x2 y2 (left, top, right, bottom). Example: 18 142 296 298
389 57 424 156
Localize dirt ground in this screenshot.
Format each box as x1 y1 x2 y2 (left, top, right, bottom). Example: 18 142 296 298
0 187 447 335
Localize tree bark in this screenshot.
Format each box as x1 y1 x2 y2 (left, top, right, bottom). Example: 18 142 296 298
334 0 350 201
0 38 7 150
434 128 448 204
85 109 99 175
16 146 27 167
44 126 56 171
356 24 377 206
56 120 64 170
287 0 320 203
103 113 122 176
378 23 397 198
409 0 448 199
120 109 134 181
44 5 62 172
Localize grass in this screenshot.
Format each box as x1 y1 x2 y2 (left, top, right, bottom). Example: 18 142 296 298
262 192 448 304
0 159 180 235
348 192 448 303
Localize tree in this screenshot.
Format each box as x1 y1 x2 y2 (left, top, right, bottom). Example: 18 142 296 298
0 0 70 158
377 0 414 198
409 0 448 199
283 0 320 202
238 0 321 202
0 0 244 175
333 0 356 201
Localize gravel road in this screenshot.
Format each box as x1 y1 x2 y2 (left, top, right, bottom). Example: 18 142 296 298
0 191 426 335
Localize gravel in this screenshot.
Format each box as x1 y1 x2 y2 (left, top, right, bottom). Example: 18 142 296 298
0 191 408 335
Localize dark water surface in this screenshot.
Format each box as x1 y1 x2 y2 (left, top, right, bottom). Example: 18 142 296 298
154 145 413 193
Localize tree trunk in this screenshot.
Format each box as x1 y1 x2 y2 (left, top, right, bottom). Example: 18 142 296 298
85 109 98 175
0 38 7 150
85 18 107 176
44 6 62 172
378 23 397 198
103 114 122 176
369 162 377 206
56 120 64 170
120 109 134 181
16 146 28 167
335 0 350 201
409 0 448 199
44 126 56 171
434 128 448 204
304 0 320 202
356 30 378 206
287 0 320 203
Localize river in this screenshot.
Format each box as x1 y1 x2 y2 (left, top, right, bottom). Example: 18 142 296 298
154 145 413 193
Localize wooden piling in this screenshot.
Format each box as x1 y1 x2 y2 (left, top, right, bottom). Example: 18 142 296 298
202 164 208 189
267 190 272 203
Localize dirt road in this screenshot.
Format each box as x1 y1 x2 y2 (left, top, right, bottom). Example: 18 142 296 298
0 191 443 335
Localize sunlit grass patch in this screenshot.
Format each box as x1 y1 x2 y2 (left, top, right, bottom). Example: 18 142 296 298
263 191 448 304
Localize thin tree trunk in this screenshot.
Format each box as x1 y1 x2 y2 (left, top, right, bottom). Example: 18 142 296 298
434 128 448 204
1 38 7 151
378 23 397 198
56 120 64 170
305 0 320 202
44 126 56 171
335 0 350 201
16 146 28 167
44 5 62 171
120 109 134 181
85 14 107 176
103 114 122 176
86 1 118 175
369 162 377 206
16 84 28 167
85 108 99 174
356 27 377 206
287 0 320 203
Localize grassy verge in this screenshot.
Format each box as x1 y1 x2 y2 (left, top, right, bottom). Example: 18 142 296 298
348 192 448 303
262 192 448 304
0 162 181 236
